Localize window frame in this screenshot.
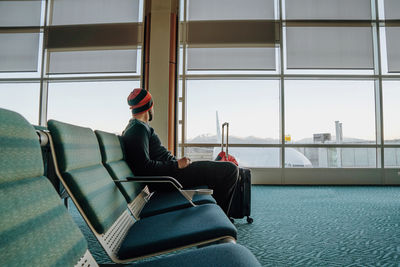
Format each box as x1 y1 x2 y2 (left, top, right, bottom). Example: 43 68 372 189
178 0 399 170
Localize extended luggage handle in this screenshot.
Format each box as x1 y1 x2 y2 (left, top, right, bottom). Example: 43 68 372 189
221 122 229 156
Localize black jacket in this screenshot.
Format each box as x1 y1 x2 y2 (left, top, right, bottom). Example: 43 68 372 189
122 119 178 176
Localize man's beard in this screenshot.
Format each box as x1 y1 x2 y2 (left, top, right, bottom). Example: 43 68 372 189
148 110 153 121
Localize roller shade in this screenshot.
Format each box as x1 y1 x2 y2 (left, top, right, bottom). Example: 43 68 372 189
48 50 137 74
0 1 42 26
286 27 373 69
47 23 141 49
51 0 140 25
385 27 400 72
384 0 400 20
0 33 40 72
187 47 275 71
188 0 275 21
285 0 371 20
186 20 277 46
184 0 277 71
48 0 142 74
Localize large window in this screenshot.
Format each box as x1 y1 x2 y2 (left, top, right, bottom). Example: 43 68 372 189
48 81 139 133
285 80 376 144
179 0 399 170
383 81 400 143
185 80 280 143
0 83 40 124
383 81 400 167
0 0 143 130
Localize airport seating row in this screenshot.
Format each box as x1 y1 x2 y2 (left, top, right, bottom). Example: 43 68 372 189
94 129 217 218
0 107 261 266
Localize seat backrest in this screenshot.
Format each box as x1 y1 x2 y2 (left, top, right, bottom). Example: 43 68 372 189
95 130 143 202
0 108 88 266
47 120 128 234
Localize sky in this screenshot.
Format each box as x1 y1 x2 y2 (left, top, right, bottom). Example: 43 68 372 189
0 81 137 134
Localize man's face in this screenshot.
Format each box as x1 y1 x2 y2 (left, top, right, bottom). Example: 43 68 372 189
148 107 154 121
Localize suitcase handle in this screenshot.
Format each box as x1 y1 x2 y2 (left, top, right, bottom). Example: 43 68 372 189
221 122 229 156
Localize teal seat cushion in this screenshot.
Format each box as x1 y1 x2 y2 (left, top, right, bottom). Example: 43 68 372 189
95 130 124 164
0 177 88 267
48 120 128 234
0 109 87 266
117 204 237 260
133 243 261 267
95 130 143 202
64 165 128 233
141 187 216 218
105 160 143 203
48 120 102 173
94 130 217 217
0 109 43 182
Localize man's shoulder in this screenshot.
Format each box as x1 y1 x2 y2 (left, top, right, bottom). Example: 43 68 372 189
123 119 151 136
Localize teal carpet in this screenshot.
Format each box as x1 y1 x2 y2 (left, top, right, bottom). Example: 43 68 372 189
69 186 400 266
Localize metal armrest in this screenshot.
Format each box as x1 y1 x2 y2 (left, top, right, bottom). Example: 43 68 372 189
180 189 213 201
126 176 183 189
115 176 209 206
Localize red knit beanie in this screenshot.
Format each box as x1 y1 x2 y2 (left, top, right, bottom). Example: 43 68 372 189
127 88 154 115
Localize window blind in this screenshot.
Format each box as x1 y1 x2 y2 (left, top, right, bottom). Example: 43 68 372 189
286 27 373 69
384 0 400 20
188 0 274 21
0 1 42 27
0 33 40 72
285 0 371 20
385 27 400 72
51 0 140 25
187 47 275 71
48 50 137 74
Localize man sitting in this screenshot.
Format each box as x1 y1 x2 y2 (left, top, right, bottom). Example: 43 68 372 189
122 88 238 214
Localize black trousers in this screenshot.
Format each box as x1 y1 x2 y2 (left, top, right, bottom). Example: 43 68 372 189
173 161 239 214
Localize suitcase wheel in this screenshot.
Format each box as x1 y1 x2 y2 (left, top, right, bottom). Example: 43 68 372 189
247 216 254 224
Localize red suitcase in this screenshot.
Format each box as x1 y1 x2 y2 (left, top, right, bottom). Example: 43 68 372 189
215 122 253 223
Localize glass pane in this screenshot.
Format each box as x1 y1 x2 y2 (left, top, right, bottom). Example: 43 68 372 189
187 47 276 71
385 27 400 73
48 80 139 133
48 50 138 74
51 0 140 25
285 0 371 20
341 148 377 167
0 33 40 72
0 83 40 124
187 0 275 21
185 146 280 167
286 147 377 168
177 144 183 159
384 0 400 19
383 81 400 143
186 80 280 143
285 80 376 144
218 147 281 168
286 27 373 69
384 148 400 167
0 1 42 26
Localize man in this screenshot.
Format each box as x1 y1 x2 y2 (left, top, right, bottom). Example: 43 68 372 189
122 88 238 214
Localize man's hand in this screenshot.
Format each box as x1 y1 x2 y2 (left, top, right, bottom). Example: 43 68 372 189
177 157 191 169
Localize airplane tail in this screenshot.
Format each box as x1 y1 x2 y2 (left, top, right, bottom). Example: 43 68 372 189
216 111 221 143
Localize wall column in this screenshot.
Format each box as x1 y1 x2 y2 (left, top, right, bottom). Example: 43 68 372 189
146 0 178 153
